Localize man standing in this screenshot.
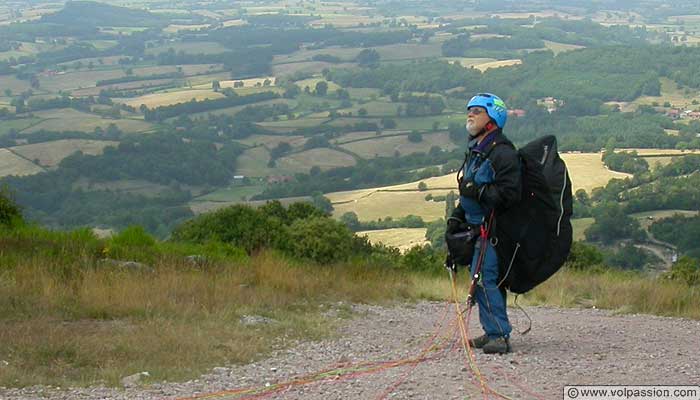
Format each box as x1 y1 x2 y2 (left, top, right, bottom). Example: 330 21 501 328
447 93 521 354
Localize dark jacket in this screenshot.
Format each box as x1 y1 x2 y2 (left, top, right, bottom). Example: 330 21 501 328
453 129 522 221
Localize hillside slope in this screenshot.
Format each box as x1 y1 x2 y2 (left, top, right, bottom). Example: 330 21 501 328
3 302 698 399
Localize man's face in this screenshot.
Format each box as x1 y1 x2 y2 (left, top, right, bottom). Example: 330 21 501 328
466 106 489 137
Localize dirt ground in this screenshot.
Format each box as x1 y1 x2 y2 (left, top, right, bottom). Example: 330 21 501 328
3 302 699 400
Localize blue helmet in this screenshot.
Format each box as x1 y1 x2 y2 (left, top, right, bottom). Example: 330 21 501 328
467 93 507 128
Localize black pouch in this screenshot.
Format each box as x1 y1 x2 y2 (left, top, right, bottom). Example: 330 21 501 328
445 224 480 266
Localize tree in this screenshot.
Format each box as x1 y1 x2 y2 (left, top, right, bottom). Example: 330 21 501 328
585 202 645 242
212 80 221 92
315 81 328 96
340 211 360 231
356 48 380 68
381 117 396 129
311 192 333 214
358 107 368 116
417 181 428 191
408 131 422 143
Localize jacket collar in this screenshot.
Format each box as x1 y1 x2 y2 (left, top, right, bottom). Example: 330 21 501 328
468 129 502 153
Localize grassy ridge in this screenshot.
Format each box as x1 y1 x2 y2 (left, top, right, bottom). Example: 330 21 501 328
0 225 422 387
0 224 698 388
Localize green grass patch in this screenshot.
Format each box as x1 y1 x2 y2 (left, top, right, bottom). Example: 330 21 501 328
394 114 463 130
194 185 265 203
571 218 594 241
0 118 43 136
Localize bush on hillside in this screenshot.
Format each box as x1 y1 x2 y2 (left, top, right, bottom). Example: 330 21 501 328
278 217 357 264
565 241 605 270
171 205 278 253
0 186 22 227
664 256 700 286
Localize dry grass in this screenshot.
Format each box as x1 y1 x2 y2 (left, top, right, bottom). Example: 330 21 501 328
116 89 225 108
560 152 631 192
472 59 522 72
443 57 496 67
632 77 700 109
523 268 700 320
542 40 585 54
10 139 118 168
0 242 418 388
571 218 594 242
332 190 449 222
356 228 428 252
0 149 44 177
327 152 624 223
162 24 212 33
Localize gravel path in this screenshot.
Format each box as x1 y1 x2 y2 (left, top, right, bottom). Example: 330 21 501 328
3 302 699 400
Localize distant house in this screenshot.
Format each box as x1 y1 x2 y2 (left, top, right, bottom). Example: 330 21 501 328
509 108 526 117
267 175 293 184
537 97 564 113
666 108 681 119
687 111 700 120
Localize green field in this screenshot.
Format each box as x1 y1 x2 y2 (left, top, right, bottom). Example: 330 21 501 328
394 114 464 130
24 109 153 134
336 101 403 117
192 184 265 203
339 132 458 158
145 42 230 56
0 118 43 136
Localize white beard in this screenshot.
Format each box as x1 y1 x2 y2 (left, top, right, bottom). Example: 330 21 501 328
466 121 481 137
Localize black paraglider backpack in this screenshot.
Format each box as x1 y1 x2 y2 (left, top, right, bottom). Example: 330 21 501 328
490 135 573 294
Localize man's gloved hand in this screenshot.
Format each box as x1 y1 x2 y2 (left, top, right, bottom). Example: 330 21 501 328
459 179 480 200
446 217 462 234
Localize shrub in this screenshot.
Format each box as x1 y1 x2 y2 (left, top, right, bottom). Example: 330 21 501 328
171 205 280 253
279 217 355 264
0 187 22 227
401 244 444 273
565 241 605 270
664 256 700 286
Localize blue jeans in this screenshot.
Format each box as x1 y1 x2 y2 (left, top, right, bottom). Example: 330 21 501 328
470 239 512 339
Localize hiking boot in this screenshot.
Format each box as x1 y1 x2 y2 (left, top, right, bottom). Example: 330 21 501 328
482 337 512 354
468 334 490 349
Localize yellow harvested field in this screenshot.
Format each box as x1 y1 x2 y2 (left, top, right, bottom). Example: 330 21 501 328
328 152 627 223
616 148 700 156
561 152 631 192
163 24 211 33
332 191 448 222
356 228 429 252
117 89 225 108
444 57 496 67
543 40 585 54
0 149 44 177
276 148 356 172
10 139 118 168
472 59 522 72
222 19 246 27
